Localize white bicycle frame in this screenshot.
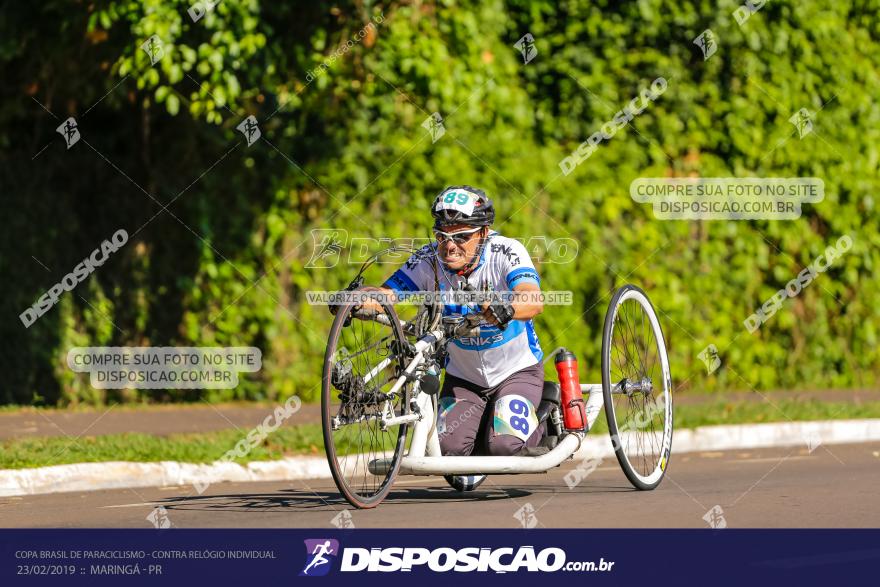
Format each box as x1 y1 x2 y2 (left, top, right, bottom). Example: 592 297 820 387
366 325 607 477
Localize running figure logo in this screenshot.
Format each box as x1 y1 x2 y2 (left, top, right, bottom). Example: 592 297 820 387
300 539 339 577
56 117 80 149
514 33 538 64
237 115 261 147
693 29 718 60
305 229 347 268
513 502 539 528
421 112 445 143
702 505 727 529
697 344 721 374
140 34 165 66
788 108 814 139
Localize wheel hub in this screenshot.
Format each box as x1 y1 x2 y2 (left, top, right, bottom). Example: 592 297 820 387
622 376 653 396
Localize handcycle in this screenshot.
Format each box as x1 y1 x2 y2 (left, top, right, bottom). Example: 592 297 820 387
321 250 673 509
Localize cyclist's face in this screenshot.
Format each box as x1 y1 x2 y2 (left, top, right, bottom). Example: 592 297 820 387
435 224 483 270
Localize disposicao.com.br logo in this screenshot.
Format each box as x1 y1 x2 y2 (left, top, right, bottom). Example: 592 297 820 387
300 541 614 575
300 539 339 576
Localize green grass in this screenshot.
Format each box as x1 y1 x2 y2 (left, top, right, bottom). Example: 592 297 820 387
1 425 327 469
588 399 880 434
675 399 880 428
2 400 879 470
0 400 281 414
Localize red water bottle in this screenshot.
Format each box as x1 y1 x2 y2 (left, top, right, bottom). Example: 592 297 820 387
554 348 586 431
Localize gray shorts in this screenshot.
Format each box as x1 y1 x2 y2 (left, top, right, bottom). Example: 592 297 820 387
437 362 545 456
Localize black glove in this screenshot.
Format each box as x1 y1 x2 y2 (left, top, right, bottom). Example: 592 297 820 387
328 277 364 316
487 299 515 330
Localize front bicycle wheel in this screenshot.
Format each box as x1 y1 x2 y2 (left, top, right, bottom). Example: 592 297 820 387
322 289 411 508
601 285 673 490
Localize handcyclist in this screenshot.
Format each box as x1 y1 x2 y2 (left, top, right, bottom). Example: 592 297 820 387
361 185 547 457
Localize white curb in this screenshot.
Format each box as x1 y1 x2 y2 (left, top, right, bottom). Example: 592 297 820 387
572 418 880 461
1 419 878 497
0 457 331 498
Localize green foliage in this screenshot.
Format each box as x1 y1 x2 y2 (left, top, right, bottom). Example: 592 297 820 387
1 1 878 405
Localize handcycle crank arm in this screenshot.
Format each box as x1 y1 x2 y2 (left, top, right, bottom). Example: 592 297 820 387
356 320 442 386
384 330 444 398
338 330 445 432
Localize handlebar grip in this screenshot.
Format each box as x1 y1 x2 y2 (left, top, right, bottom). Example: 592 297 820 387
454 324 481 338
452 313 483 338
350 307 377 318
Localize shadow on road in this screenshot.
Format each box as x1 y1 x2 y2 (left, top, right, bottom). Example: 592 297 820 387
154 482 635 514
155 486 529 513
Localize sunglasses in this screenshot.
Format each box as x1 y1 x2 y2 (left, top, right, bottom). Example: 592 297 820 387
433 226 482 245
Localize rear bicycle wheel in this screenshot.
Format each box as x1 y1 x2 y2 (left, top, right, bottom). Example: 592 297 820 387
322 289 411 508
601 285 673 490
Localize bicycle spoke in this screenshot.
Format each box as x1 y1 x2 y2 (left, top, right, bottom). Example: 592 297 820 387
603 287 672 490
323 296 411 507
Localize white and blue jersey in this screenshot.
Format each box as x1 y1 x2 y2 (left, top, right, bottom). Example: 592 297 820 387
384 231 543 388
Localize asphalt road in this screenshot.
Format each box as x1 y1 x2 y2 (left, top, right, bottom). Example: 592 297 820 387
2 442 878 528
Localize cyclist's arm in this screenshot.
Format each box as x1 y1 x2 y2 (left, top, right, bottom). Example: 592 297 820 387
332 247 428 316
485 238 544 326
510 282 543 319
482 282 543 325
